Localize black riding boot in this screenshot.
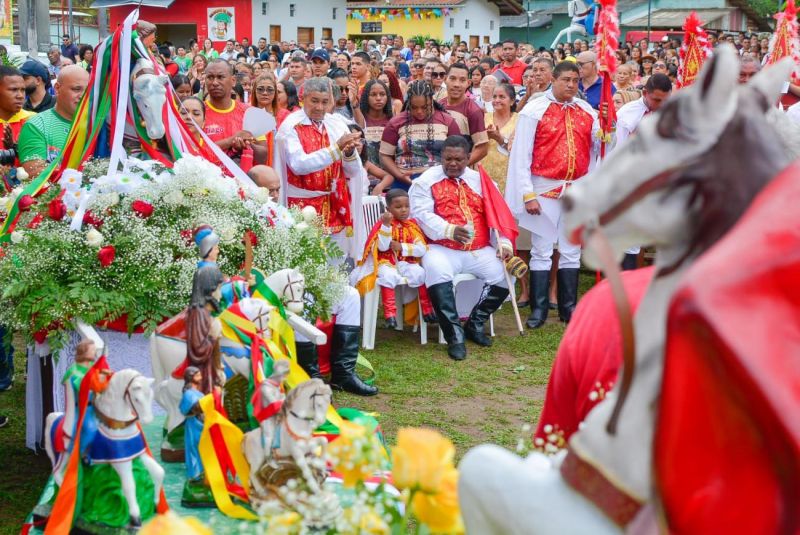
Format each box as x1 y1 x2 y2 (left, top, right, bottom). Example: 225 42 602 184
330 325 378 396
557 268 580 323
621 253 638 271
427 282 467 360
465 285 510 347
295 341 322 380
526 270 550 329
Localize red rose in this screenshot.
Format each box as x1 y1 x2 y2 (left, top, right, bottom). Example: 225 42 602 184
27 213 44 229
131 199 154 218
180 229 193 246
48 198 67 221
243 230 258 247
83 210 104 228
98 245 116 268
18 195 35 212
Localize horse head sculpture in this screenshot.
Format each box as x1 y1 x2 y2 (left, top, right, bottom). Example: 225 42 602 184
131 58 169 141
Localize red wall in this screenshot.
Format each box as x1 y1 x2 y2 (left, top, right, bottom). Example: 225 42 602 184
109 0 253 51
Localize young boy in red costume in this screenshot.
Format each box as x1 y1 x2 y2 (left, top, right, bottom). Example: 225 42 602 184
352 189 436 328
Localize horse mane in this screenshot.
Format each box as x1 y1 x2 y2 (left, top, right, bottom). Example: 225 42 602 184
655 87 791 275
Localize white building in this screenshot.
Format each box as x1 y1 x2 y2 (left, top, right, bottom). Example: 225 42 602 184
251 0 347 45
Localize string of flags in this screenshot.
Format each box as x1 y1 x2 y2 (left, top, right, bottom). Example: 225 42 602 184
347 7 457 21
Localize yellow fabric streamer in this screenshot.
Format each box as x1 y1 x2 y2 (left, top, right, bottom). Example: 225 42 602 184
197 394 258 521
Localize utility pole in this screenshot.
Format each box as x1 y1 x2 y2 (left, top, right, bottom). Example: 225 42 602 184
646 0 652 45
526 0 531 44
97 8 109 39
68 0 75 43
18 0 50 54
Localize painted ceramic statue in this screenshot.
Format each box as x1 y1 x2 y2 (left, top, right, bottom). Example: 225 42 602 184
458 46 798 533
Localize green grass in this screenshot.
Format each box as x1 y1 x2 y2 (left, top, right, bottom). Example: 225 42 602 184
0 273 595 533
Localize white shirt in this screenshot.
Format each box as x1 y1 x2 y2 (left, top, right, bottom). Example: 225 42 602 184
614 97 651 148
409 165 512 249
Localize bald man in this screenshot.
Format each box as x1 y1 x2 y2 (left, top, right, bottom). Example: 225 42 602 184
19 65 89 178
247 165 281 202
576 50 614 110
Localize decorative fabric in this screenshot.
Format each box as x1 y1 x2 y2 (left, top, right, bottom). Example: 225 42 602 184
677 12 711 88
430 178 490 251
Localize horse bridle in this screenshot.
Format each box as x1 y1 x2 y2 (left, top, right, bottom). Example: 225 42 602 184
94 375 142 430
577 163 688 436
284 390 325 440
280 273 304 307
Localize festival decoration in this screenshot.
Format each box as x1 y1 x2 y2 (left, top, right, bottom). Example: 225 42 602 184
594 0 619 149
677 12 711 88
766 0 800 80
347 7 455 20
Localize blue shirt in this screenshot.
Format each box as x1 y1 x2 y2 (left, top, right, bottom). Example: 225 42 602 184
397 61 411 79
579 76 615 110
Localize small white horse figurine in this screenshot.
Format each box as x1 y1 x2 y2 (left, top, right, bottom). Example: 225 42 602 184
131 58 169 140
150 268 306 434
458 46 795 534
243 378 332 506
45 369 164 527
550 0 593 50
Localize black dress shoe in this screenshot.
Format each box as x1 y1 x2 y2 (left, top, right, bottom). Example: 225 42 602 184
448 342 467 361
464 284 509 348
385 317 398 329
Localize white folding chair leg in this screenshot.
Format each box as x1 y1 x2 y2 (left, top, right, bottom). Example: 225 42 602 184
489 313 495 337
418 291 427 344
362 287 379 350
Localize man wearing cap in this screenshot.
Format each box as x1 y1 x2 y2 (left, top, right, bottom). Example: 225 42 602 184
310 49 331 78
21 60 55 113
19 65 90 178
61 35 79 63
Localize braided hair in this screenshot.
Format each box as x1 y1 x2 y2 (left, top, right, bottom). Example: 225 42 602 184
402 80 445 166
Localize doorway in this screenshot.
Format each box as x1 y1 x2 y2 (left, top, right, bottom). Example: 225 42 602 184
157 23 198 48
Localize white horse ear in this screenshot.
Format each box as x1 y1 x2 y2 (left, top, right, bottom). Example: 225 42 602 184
682 44 739 131
748 56 794 109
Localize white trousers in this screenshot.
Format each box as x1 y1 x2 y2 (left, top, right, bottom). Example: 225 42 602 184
294 285 360 343
528 197 581 271
422 245 508 289
377 262 426 289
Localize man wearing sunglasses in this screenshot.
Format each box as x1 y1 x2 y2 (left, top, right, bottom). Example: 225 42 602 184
411 60 426 81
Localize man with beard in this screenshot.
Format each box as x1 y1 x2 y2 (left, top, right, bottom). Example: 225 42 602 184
20 60 54 113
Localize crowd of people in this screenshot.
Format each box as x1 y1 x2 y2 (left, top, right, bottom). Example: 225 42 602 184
0 24 787 425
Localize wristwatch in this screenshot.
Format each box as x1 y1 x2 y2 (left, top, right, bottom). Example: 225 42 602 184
501 137 509 148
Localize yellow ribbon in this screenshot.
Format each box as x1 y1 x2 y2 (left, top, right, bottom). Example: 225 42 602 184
197 394 258 521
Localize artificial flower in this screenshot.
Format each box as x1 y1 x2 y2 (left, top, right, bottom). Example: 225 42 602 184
48 198 67 221
16 167 29 181
295 222 310 232
62 189 84 210
163 189 185 205
131 199 154 218
83 210 104 228
98 245 116 267
301 205 317 223
86 228 104 247
10 230 23 244
265 511 302 534
112 174 143 194
412 467 464 534
139 511 211 535
59 169 82 191
327 420 379 488
392 428 455 493
17 194 35 212
358 510 391 535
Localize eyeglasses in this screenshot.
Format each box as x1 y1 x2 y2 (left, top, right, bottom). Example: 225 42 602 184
577 61 593 67
413 63 425 68
431 72 446 78
256 86 276 94
654 63 666 68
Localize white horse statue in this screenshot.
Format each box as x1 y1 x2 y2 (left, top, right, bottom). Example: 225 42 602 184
550 0 593 50
150 268 307 434
458 46 795 533
130 58 169 141
243 378 332 506
44 368 164 527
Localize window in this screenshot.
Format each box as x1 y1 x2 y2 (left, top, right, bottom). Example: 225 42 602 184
490 20 494 30
450 18 454 28
261 2 267 15
322 27 332 39
297 27 314 45
333 7 337 19
453 34 461 45
465 19 470 29
289 3 295 16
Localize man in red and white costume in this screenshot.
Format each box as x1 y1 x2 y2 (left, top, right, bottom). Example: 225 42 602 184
276 76 368 263
275 77 375 396
410 135 513 361
614 73 672 270
505 61 599 330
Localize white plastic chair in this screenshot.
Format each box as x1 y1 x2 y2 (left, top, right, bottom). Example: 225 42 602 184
359 196 429 350
417 274 495 345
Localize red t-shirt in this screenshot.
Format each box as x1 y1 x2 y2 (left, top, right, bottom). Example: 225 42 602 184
493 59 527 85
203 100 250 143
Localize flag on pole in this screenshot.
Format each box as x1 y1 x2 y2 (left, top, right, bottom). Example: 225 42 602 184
594 0 620 156
677 12 711 89
767 0 800 81
478 165 518 247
